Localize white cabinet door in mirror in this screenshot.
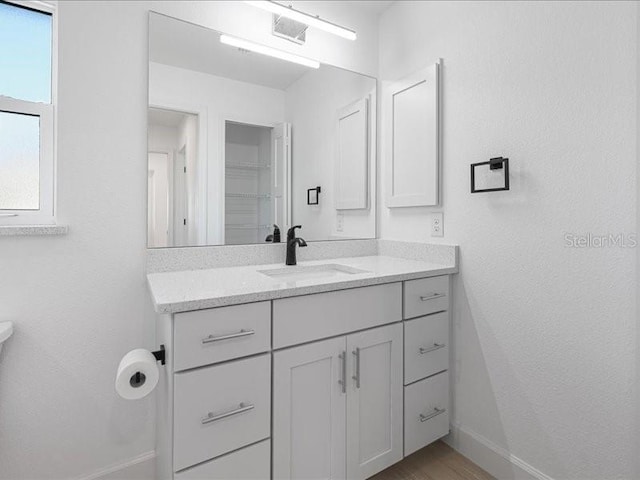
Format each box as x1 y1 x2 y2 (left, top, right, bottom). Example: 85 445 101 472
335 96 369 210
386 62 440 208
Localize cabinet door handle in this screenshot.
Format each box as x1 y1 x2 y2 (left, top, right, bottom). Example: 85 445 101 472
419 343 446 355
202 329 255 344
201 402 254 425
352 348 360 388
419 293 446 301
419 407 446 422
338 351 346 394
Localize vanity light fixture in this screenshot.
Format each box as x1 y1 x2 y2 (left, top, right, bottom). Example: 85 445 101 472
220 34 320 69
245 1 357 41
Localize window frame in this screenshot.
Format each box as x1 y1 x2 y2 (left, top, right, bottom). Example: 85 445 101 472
0 0 57 226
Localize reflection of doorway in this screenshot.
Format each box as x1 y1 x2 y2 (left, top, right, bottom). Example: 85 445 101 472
148 107 199 247
148 152 169 247
222 120 291 245
224 121 273 245
173 145 188 247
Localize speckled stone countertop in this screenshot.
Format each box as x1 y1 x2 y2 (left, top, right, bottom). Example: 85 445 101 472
147 255 458 314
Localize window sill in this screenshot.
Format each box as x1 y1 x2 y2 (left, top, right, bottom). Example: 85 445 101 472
0 225 69 236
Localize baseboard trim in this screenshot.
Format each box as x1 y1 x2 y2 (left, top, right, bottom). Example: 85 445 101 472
444 423 553 480
76 450 156 480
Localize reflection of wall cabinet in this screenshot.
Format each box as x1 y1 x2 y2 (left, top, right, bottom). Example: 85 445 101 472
157 276 451 479
386 62 440 208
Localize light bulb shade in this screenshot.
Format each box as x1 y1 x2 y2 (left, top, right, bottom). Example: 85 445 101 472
245 1 357 41
220 34 321 69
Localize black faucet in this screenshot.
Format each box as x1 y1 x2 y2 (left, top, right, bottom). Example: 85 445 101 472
286 225 307 266
265 224 281 243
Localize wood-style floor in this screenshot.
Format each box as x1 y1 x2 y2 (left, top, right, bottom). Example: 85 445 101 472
371 441 495 480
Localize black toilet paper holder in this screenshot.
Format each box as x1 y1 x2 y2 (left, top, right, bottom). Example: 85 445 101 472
152 345 166 365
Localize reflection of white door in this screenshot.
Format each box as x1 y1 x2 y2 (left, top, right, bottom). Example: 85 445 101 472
148 152 169 247
147 170 156 245
271 123 291 232
174 146 188 247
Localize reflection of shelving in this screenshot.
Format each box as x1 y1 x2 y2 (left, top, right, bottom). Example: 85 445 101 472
226 193 271 199
225 224 272 230
225 122 273 245
226 163 271 170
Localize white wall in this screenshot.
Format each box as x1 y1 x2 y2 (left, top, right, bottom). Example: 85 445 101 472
286 67 377 241
379 2 636 478
0 2 379 479
637 3 640 479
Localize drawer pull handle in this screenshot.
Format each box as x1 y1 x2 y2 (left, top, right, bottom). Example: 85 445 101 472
201 402 254 425
419 343 446 355
202 329 255 344
419 293 446 301
419 407 446 422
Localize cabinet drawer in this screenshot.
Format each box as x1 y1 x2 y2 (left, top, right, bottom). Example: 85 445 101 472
404 312 449 385
273 283 402 349
173 355 271 471
404 276 449 319
174 302 270 371
404 371 449 457
175 440 270 480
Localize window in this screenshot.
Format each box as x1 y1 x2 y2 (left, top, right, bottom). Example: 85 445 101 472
0 1 55 225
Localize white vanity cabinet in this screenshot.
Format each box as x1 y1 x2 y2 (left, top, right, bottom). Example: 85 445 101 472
156 275 452 479
402 277 451 457
272 336 347 480
346 324 404 479
273 323 403 480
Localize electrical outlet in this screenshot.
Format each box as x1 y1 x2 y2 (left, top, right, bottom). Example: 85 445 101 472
336 213 344 233
431 212 444 237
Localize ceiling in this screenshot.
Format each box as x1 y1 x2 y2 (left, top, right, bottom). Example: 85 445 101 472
351 1 395 15
149 14 311 91
148 108 188 128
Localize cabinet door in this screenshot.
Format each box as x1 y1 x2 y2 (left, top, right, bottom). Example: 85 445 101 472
385 62 440 208
273 337 347 480
346 323 403 480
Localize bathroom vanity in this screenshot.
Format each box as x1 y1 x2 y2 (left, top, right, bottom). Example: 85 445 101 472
145 10 451 477
146 13 451 475
148 249 457 480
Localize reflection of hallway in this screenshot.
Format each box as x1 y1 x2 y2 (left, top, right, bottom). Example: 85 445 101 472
148 107 198 247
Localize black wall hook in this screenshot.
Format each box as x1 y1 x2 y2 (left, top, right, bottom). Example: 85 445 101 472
489 156 506 170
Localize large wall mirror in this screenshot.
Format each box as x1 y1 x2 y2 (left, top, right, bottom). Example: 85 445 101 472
147 13 377 248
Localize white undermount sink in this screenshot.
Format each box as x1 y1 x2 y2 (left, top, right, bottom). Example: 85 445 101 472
258 263 369 282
